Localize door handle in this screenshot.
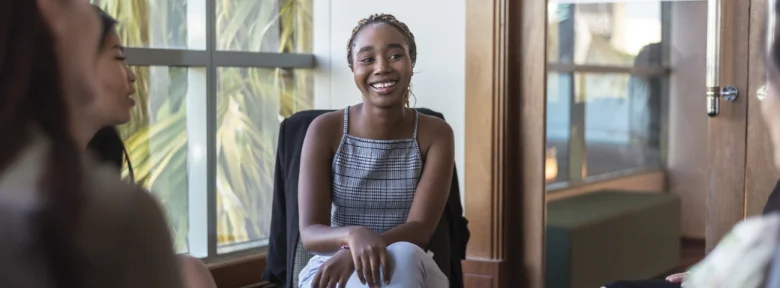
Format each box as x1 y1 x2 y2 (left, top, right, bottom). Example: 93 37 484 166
706 86 739 117
705 0 739 117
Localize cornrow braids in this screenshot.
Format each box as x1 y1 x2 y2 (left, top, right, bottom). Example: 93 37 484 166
346 13 417 69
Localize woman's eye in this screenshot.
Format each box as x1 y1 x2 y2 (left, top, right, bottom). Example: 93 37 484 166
390 54 402 59
116 56 127 61
360 57 373 63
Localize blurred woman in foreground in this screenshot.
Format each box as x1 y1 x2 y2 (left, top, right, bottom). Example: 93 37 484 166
0 0 182 287
85 6 216 288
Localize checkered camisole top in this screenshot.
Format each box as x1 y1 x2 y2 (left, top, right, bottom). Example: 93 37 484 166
330 106 423 234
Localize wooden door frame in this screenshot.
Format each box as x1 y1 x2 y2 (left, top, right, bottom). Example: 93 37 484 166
706 0 756 251
462 0 547 287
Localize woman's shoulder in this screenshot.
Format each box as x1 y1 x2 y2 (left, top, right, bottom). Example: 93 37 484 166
685 213 780 287
307 109 346 142
416 113 453 143
81 158 146 206
311 109 345 127
79 157 169 235
417 113 451 131
79 158 182 287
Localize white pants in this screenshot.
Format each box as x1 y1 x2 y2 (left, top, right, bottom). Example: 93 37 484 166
298 241 449 288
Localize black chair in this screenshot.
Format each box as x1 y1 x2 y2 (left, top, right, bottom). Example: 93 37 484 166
261 108 469 288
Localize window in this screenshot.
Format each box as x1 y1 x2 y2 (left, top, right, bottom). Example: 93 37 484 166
546 1 669 189
93 0 314 260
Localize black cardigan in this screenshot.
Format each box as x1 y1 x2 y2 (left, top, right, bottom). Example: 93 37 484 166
261 109 469 288
763 180 780 215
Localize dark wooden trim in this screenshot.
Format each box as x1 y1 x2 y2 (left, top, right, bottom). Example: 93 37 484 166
462 259 505 288
706 0 751 252
463 0 512 286
516 0 547 286
463 0 546 287
209 254 267 288
464 0 506 261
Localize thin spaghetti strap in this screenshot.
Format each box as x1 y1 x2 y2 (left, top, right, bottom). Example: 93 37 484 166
343 105 350 135
412 110 420 140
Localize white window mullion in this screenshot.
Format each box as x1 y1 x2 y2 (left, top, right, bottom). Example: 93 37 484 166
186 0 209 259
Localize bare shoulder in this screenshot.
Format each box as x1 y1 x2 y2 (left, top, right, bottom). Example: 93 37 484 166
306 109 346 149
417 113 454 147
309 110 344 133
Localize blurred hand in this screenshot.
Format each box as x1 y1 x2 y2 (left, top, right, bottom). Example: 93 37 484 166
37 0 101 103
666 272 689 284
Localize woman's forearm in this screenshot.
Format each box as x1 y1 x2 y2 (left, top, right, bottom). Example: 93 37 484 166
300 224 356 254
379 222 429 248
303 222 431 254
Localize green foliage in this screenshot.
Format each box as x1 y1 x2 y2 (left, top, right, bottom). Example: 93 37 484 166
96 0 313 253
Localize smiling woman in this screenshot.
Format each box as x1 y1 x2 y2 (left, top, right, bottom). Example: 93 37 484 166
295 13 455 288
347 14 417 108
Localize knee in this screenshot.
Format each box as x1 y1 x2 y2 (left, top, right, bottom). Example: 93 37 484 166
387 241 427 262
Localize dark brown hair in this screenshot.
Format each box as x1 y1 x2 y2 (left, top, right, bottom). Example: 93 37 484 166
0 0 83 287
346 14 418 106
86 7 135 179
346 13 417 69
768 2 780 85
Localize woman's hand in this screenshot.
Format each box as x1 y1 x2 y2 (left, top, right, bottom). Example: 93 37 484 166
666 272 688 284
312 249 355 288
346 227 391 287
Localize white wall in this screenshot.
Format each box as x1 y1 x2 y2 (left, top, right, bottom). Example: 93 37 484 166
668 1 707 239
313 0 467 197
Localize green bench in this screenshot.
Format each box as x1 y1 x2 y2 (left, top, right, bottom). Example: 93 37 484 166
546 191 681 288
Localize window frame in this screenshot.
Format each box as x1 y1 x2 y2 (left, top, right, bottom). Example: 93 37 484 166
94 0 315 262
545 1 672 192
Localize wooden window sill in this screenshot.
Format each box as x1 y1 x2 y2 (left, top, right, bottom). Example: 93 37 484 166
546 170 666 202
209 253 268 288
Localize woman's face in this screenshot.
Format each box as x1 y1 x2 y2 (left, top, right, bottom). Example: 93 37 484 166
762 75 780 172
350 23 413 108
92 31 136 125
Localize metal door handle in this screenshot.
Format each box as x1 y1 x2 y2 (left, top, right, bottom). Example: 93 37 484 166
705 0 739 117
706 85 738 117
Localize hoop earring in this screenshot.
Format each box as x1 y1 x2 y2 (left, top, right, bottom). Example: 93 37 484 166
405 84 413 108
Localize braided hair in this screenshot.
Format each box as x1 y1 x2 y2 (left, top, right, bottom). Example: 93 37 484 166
346 13 417 69
346 14 418 107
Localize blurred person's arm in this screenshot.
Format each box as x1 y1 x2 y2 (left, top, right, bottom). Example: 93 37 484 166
118 186 184 288
178 255 217 288
80 159 183 288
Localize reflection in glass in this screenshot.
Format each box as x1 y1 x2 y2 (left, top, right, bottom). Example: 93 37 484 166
578 72 663 177
216 0 313 53
119 66 196 254
216 68 313 253
548 1 663 66
547 73 572 184
546 0 667 188
94 0 205 50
